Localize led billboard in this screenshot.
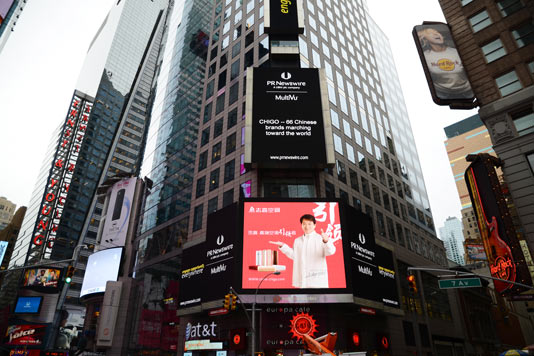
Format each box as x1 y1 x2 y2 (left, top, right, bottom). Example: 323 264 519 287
22 268 61 289
413 22 475 108
100 177 137 249
242 201 346 289
5 324 48 346
80 248 122 297
14 297 43 314
265 0 304 35
245 67 334 169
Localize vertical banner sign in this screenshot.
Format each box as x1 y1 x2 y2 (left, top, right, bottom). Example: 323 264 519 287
32 93 93 258
412 23 475 107
265 0 304 35
100 177 137 249
465 154 532 294
245 67 333 168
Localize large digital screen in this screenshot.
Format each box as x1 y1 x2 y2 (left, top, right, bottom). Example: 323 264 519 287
242 201 346 289
80 247 122 297
413 22 475 107
14 296 43 314
245 67 334 169
22 268 61 288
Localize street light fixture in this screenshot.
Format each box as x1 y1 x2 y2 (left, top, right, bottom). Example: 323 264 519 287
252 271 281 356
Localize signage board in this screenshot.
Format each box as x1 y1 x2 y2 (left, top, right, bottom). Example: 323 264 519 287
438 278 482 289
5 324 48 346
184 340 223 351
412 22 475 108
265 0 304 35
245 67 333 168
14 297 43 314
100 177 137 249
179 204 238 306
465 154 532 294
242 201 346 290
22 268 61 289
466 244 487 261
80 248 122 297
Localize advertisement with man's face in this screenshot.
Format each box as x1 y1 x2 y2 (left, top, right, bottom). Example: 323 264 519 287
22 268 61 288
242 201 346 289
413 22 475 106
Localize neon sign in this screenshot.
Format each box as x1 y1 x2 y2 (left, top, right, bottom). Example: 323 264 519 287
31 94 93 258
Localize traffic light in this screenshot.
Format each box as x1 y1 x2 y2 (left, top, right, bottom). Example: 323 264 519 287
65 266 75 284
223 294 231 310
407 274 417 294
230 294 237 310
351 332 360 347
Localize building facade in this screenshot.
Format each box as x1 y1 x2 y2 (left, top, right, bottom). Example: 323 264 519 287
128 0 477 355
439 216 466 265
0 196 16 231
438 0 534 256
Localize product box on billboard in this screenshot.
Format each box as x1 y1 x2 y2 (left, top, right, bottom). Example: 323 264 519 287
245 67 334 169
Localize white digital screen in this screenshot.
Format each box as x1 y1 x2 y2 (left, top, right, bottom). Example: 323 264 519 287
80 248 122 297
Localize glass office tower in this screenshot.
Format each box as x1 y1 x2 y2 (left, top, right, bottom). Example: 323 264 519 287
131 0 468 354
7 0 169 316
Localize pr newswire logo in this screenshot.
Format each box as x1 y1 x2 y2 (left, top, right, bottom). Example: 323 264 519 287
281 72 291 80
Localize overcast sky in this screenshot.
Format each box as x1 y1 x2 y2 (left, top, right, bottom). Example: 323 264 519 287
0 1 477 233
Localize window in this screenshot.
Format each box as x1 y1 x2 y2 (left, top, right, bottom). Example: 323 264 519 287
199 151 208 171
481 38 506 63
231 60 240 80
372 184 381 205
224 159 235 183
214 119 223 138
325 181 335 198
495 70 522 96
209 168 220 191
512 110 534 136
208 197 218 214
212 142 222 162
201 127 210 146
226 132 236 154
497 0 523 17
469 10 492 32
196 176 206 198
349 169 359 191
223 189 234 207
336 160 347 183
203 102 212 123
460 0 473 5
216 93 225 114
361 177 370 198
193 205 203 231
527 152 534 174
229 82 239 105
512 23 534 48
232 42 241 58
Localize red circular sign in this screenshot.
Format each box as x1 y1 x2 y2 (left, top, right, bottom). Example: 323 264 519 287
233 334 241 345
381 336 389 349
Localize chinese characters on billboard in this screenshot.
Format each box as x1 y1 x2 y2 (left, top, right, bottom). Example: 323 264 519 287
242 201 346 289
413 23 475 107
31 93 93 259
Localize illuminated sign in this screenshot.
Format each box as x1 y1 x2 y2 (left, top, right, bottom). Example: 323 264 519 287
412 22 476 108
466 244 487 260
245 67 334 169
22 268 61 289
184 340 222 351
465 154 532 294
5 324 47 346
31 93 93 258
14 296 43 314
265 0 304 35
242 201 346 290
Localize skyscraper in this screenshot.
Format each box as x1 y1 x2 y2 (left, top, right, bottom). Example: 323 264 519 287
130 0 469 354
439 216 466 265
6 0 169 330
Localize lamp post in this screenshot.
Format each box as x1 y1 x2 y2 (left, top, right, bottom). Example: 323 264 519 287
252 271 280 356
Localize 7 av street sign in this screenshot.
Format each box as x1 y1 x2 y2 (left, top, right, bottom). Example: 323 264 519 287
439 278 482 289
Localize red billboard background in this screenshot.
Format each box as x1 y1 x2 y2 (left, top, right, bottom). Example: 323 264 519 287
242 201 346 289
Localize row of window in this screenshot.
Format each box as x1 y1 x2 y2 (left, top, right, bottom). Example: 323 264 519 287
467 0 526 33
